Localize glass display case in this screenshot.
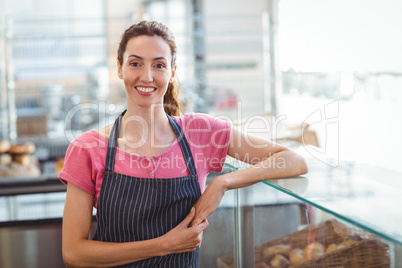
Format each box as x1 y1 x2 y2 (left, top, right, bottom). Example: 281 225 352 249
1 154 401 268
216 154 402 268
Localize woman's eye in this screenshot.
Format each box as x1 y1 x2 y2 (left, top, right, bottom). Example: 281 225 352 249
130 62 140 67
155 63 165 68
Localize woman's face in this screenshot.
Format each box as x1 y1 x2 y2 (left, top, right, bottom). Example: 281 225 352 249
118 35 175 108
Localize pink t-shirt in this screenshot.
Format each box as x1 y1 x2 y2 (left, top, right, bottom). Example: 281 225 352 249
59 113 232 208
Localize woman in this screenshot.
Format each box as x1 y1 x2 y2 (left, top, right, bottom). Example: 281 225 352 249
60 21 308 267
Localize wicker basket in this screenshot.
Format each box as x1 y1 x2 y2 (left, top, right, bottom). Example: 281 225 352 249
217 220 390 268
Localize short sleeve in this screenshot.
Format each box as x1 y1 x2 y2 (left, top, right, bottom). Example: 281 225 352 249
180 113 232 173
59 134 96 195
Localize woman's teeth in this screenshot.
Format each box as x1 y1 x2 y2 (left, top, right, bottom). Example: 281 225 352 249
136 87 155 93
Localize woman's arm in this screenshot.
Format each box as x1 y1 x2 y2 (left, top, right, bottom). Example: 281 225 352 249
63 183 208 268
190 126 308 226
223 125 308 189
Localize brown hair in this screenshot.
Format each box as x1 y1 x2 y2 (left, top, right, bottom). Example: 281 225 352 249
117 21 182 116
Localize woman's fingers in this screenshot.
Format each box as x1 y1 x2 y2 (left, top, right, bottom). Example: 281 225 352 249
162 207 211 254
178 207 195 228
195 218 209 233
190 196 211 226
191 208 209 227
164 211 208 254
190 177 226 226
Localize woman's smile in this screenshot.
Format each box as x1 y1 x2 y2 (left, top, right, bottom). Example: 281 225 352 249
135 86 157 96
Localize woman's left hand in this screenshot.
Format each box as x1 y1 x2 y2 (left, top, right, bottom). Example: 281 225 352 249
190 176 227 227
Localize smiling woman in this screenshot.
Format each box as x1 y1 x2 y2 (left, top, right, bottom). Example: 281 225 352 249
117 35 175 107
59 20 308 268
116 21 182 117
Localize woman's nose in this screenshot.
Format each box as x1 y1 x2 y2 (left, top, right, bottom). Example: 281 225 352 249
140 66 153 83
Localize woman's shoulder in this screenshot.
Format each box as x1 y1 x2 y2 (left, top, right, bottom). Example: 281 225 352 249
97 122 114 140
69 127 110 150
174 113 232 129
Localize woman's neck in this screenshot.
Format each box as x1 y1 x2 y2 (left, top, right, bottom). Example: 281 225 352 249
120 106 172 145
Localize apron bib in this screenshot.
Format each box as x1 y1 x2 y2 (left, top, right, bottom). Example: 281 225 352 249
93 111 201 268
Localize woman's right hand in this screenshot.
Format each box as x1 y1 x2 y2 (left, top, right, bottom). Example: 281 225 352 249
63 184 207 267
160 207 208 254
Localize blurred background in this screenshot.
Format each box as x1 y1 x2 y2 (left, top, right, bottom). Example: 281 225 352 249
1 0 402 172
2 0 402 173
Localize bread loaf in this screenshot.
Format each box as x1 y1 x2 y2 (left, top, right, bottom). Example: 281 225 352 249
0 140 11 153
269 254 289 268
303 242 325 260
8 144 27 154
255 261 271 268
263 244 292 259
0 154 12 165
289 248 304 265
24 142 36 154
14 154 31 166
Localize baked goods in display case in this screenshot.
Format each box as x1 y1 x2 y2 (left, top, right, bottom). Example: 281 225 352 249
0 140 41 178
54 157 65 173
218 220 390 268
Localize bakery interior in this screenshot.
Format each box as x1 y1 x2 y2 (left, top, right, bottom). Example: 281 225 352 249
1 0 402 267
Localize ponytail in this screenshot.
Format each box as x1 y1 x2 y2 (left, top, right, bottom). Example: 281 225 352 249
164 81 182 116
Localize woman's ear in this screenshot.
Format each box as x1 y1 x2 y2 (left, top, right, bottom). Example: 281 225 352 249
170 65 177 83
117 60 123 79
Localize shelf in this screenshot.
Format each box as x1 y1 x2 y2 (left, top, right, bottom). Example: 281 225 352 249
0 174 65 196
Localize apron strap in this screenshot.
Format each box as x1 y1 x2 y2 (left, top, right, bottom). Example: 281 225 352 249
167 114 197 177
105 110 197 177
104 110 126 173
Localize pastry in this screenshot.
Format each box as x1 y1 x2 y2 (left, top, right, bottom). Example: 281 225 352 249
8 144 27 154
325 242 348 254
0 139 11 153
263 244 292 259
342 239 358 246
14 154 31 166
342 235 362 246
269 254 289 268
25 162 41 177
55 157 65 173
24 142 36 154
255 261 271 268
7 161 40 177
0 154 12 165
325 244 338 254
289 248 304 265
8 162 25 177
303 242 325 260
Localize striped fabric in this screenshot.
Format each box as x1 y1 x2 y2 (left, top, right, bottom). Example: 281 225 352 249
93 111 201 268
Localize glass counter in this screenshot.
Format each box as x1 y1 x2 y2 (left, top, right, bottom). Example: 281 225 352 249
264 157 402 245
1 156 401 267
217 155 402 268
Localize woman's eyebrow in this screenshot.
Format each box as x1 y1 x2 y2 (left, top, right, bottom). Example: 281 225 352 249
128 54 167 61
128 54 143 60
153 56 167 61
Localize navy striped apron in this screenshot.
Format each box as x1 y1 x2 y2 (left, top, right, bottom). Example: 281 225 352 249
92 111 201 268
